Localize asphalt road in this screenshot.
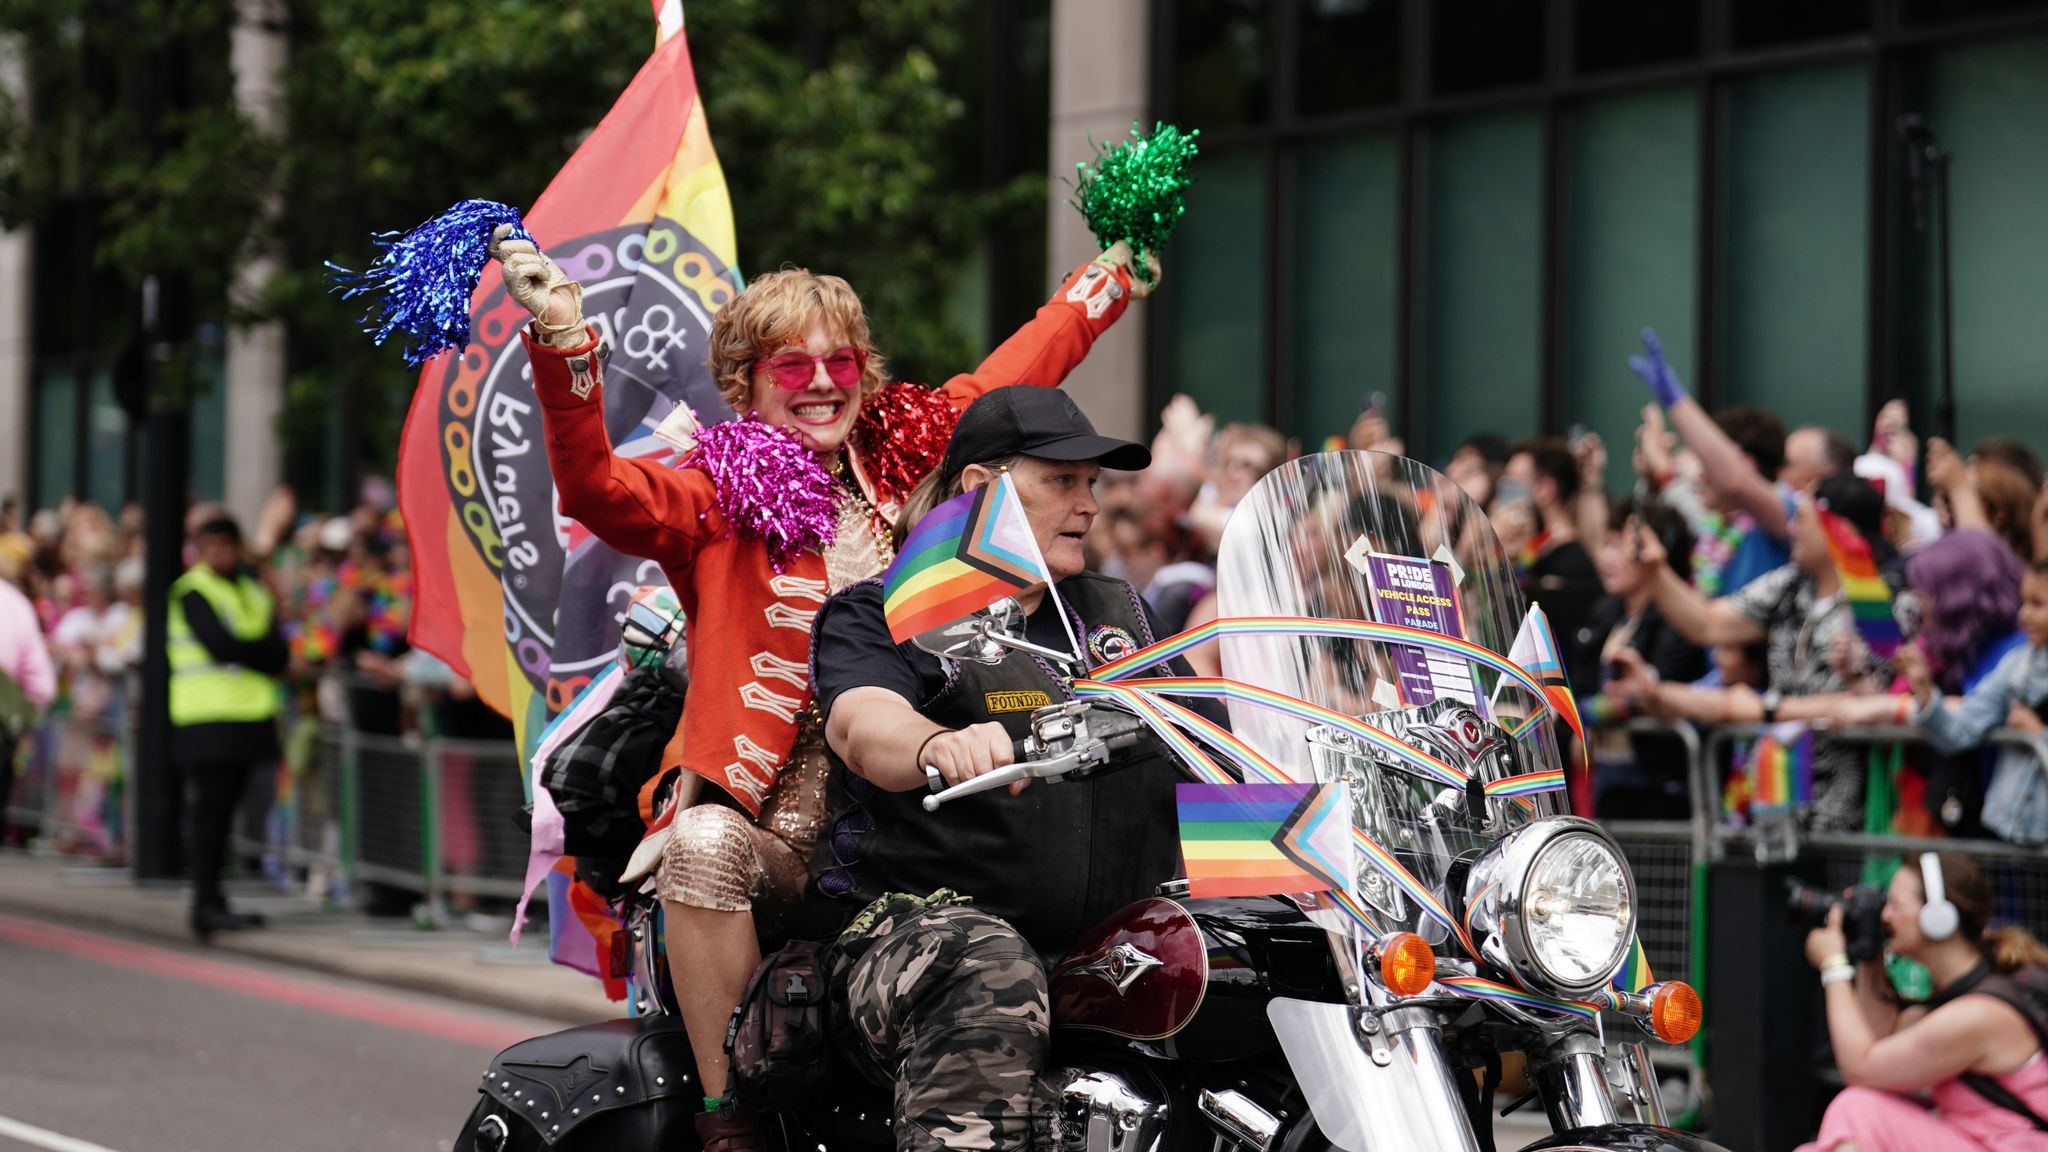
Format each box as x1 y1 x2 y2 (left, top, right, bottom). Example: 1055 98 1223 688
0 912 562 1152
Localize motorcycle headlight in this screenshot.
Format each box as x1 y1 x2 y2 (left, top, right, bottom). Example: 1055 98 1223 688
1464 819 1636 997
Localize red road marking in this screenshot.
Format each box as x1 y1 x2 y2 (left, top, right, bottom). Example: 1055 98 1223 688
0 911 538 1051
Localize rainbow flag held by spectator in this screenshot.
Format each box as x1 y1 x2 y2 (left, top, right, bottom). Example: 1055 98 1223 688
1748 722 1815 813
1177 782 1350 899
1818 508 1901 660
397 1 739 753
882 474 1056 646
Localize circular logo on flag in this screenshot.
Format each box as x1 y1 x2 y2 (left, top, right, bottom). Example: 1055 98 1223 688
431 221 737 709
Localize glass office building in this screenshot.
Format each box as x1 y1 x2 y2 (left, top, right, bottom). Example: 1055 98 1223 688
1142 0 2048 486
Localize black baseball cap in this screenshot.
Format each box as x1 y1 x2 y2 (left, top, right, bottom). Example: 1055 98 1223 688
939 386 1151 482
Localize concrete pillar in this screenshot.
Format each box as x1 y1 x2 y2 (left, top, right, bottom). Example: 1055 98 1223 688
1046 0 1151 443
0 35 30 509
223 0 288 526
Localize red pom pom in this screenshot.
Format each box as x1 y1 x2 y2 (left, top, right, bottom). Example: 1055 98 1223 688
853 383 958 507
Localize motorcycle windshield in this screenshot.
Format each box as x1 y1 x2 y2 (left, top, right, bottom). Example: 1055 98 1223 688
1213 451 1566 943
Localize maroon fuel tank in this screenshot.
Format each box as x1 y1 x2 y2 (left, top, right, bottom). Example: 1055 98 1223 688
1047 897 1209 1041
1049 895 1343 1060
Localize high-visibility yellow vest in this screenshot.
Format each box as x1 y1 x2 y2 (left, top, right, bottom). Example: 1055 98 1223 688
167 564 279 726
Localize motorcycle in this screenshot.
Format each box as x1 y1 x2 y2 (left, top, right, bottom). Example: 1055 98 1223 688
453 451 1730 1152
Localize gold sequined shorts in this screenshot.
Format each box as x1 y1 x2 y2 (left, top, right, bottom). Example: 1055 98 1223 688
654 738 829 914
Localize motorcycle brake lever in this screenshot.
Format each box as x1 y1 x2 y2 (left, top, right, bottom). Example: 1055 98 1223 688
921 740 1110 811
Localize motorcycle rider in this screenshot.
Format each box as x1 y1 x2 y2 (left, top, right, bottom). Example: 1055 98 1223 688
808 386 1218 1151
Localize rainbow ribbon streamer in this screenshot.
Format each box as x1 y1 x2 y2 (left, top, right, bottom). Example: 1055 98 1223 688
1103 677 1562 813
1068 671 1626 1022
1091 616 1559 717
1437 975 1607 1021
1079 681 1387 937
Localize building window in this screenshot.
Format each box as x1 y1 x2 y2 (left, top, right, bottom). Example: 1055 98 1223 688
1162 147 1269 426
1419 110 1543 461
1564 87 1699 493
1148 0 2048 474
1291 131 1399 443
1715 63 1870 430
1172 0 1269 129
1297 0 1401 116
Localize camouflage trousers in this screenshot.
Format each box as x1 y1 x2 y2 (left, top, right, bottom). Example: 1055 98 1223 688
825 893 1050 1152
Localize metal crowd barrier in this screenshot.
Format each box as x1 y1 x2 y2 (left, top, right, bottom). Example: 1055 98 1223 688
5 680 533 919
1597 717 2048 1132
5 706 131 860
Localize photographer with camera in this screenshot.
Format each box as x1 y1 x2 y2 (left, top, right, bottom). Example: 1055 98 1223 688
1797 852 2048 1151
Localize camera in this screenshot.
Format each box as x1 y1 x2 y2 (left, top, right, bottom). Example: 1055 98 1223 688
1785 880 1888 963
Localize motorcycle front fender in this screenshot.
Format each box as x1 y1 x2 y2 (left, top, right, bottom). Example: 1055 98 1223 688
1512 1124 1736 1152
1267 997 1482 1152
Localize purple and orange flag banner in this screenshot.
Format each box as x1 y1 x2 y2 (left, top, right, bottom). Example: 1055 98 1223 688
397 2 740 748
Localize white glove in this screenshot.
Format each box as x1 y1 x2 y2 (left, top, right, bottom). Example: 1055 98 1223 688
490 224 586 346
1095 239 1163 298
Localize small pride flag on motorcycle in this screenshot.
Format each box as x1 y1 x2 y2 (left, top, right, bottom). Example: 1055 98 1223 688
883 473 1056 645
1818 507 1900 660
1177 782 1351 899
1506 604 1588 767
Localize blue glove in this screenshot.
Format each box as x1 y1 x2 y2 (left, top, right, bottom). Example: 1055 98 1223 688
1628 327 1688 408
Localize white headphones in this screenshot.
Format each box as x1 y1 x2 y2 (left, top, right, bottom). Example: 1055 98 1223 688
1919 852 1961 941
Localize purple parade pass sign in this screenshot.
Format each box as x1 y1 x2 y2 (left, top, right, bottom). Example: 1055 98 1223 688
1361 553 1479 709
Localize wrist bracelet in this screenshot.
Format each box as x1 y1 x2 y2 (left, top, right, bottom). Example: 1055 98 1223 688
914 730 946 770
1821 964 1857 987
1820 953 1850 972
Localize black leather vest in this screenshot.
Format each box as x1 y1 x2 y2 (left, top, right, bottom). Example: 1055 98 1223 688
819 573 1183 954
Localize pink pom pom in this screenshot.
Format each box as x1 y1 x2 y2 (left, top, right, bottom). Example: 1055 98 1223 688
686 420 836 570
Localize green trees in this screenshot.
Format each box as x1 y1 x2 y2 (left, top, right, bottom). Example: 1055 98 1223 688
0 0 1041 498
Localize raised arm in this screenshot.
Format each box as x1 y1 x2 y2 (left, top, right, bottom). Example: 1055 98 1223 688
527 329 715 565
1633 521 1767 648
494 230 715 566
1631 329 1790 538
935 245 1151 410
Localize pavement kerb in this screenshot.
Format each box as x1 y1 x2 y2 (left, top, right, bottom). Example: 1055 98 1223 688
0 860 617 1027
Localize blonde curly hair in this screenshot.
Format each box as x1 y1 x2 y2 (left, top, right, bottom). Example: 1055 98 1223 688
707 267 889 414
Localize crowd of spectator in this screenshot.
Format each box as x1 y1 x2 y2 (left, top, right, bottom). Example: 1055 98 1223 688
6 371 2046 855
0 480 506 861
1094 375 2048 844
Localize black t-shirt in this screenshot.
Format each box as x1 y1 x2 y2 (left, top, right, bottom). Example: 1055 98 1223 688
813 580 1224 726
1525 539 1600 672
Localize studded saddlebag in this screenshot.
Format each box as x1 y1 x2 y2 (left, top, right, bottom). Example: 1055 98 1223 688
452 1016 699 1151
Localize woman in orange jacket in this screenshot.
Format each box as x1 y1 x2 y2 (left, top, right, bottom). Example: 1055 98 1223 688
490 228 1155 1149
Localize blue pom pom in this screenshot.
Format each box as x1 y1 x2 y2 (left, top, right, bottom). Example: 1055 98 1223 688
328 199 534 368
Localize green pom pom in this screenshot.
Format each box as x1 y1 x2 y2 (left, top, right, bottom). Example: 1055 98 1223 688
1069 121 1200 283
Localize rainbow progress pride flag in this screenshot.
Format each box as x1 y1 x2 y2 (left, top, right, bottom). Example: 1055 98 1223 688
882 474 1050 644
1818 509 1901 660
398 1 739 751
1177 782 1351 899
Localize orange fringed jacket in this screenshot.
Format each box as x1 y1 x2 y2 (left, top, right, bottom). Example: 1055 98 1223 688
530 257 1135 816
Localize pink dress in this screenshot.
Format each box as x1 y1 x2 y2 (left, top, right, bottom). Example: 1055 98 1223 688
1798 1055 2048 1152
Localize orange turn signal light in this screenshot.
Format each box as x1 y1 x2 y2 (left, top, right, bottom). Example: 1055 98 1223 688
1650 981 1703 1044
1378 932 1436 997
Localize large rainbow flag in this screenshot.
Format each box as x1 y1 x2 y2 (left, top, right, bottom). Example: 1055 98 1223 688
397 2 738 750
882 474 1051 645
